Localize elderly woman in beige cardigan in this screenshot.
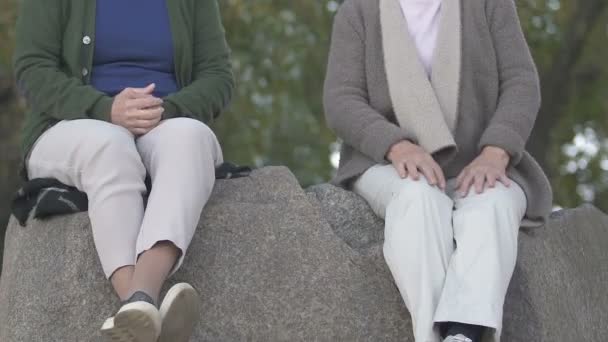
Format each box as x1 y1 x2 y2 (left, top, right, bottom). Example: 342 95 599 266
323 0 552 341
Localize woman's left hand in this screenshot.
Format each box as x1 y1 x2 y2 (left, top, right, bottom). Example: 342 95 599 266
456 146 511 196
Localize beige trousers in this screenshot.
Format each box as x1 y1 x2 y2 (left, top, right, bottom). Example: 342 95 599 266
27 118 223 278
354 164 526 342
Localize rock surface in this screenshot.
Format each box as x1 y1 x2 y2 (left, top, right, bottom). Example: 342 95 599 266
0 167 607 341
307 183 608 342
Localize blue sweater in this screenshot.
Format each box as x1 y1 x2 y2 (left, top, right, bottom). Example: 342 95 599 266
91 0 178 98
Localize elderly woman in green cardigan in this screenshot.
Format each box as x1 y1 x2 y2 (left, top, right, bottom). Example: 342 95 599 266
13 0 233 340
324 0 552 341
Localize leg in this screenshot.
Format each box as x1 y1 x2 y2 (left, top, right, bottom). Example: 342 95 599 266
111 267 135 301
354 164 455 342
27 120 147 300
434 182 526 340
129 118 223 302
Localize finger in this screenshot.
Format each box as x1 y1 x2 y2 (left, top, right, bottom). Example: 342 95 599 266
122 84 156 99
132 83 156 95
130 118 161 129
474 172 486 194
121 87 136 98
132 107 164 121
395 162 407 179
420 164 437 186
128 97 163 110
129 127 151 136
458 173 474 197
456 169 467 188
498 174 512 187
486 172 497 188
432 163 446 190
121 88 150 100
406 162 420 180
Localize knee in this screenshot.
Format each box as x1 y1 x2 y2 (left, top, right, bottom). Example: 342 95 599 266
159 118 218 149
390 178 451 208
462 183 526 216
454 184 526 247
384 179 453 243
83 124 145 180
153 118 222 166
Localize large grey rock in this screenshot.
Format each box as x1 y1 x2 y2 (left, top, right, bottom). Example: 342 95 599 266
307 183 608 342
0 167 410 342
1 168 607 341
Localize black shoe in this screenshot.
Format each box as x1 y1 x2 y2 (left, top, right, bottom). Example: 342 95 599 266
440 322 484 342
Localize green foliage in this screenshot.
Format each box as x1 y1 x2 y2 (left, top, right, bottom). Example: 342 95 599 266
538 4 608 208
216 1 340 186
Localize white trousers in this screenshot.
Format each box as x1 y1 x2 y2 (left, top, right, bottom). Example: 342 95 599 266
354 164 526 342
27 118 223 278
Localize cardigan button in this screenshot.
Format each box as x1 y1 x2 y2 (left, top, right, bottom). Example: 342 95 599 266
82 36 91 45
81 68 89 76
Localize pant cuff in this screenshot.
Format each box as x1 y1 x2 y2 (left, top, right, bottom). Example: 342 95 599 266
136 237 188 277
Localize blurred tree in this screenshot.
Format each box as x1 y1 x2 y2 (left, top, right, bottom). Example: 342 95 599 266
519 0 608 208
216 0 341 185
523 0 607 169
0 0 607 274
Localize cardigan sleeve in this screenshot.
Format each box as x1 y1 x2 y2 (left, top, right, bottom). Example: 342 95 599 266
13 0 113 122
478 0 541 165
162 0 235 123
323 1 413 164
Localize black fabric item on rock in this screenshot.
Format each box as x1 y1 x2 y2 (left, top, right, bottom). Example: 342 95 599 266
11 162 252 226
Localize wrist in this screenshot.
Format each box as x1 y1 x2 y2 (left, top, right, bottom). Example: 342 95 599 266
387 140 413 162
90 96 114 122
482 145 510 162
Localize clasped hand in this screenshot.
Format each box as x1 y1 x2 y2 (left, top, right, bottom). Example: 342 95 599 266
110 83 164 136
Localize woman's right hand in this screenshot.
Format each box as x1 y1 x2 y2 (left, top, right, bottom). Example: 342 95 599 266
111 84 164 136
386 140 446 189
